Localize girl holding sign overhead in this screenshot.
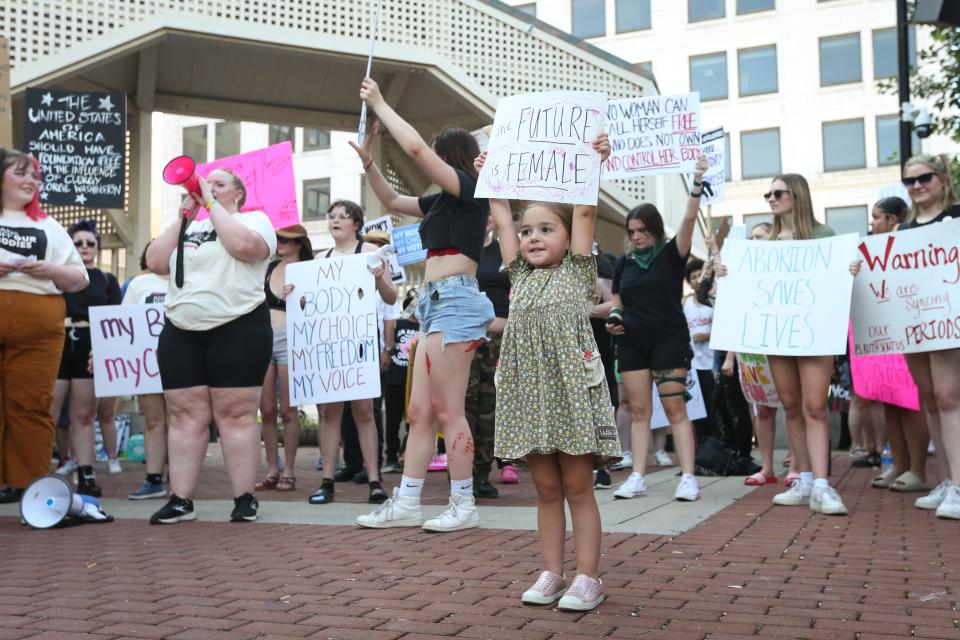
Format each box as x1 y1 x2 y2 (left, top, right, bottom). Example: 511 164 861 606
351 77 495 532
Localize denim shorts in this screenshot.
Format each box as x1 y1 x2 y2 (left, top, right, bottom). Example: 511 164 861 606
416 275 494 347
272 329 288 366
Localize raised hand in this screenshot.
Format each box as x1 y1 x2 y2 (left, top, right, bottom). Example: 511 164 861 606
349 120 380 165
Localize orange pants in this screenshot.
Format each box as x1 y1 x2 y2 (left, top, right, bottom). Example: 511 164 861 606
0 290 65 489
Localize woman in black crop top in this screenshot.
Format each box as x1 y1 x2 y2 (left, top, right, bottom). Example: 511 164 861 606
351 77 495 531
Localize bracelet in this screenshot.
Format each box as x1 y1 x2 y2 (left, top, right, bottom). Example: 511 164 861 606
690 190 702 198
363 158 374 171
610 307 623 315
692 179 702 187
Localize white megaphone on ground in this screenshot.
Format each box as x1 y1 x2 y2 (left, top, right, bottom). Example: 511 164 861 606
19 475 109 529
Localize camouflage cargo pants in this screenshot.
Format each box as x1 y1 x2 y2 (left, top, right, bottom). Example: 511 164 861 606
465 333 501 479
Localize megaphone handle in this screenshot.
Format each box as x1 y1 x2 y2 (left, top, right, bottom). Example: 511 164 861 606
175 216 188 288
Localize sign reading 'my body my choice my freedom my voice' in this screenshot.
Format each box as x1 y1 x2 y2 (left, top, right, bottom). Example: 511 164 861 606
710 235 859 356
476 91 607 205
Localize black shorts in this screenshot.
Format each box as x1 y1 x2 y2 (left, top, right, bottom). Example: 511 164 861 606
617 338 692 373
57 327 93 380
157 303 273 390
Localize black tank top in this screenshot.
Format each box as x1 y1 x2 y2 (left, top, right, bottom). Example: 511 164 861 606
324 240 364 258
264 261 285 311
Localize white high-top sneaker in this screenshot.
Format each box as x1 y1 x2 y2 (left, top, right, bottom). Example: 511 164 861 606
422 493 479 532
614 472 647 499
934 484 960 520
355 488 423 528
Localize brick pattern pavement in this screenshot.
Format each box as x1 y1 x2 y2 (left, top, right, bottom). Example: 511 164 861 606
2 456 958 639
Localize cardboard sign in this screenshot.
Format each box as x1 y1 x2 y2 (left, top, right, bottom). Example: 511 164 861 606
700 127 725 205
195 142 299 230
0 37 11 149
393 223 427 265
476 90 607 205
89 304 165 397
848 330 919 411
710 235 859 356
737 352 780 407
287 253 380 405
24 88 127 208
603 92 701 178
852 218 960 355
650 370 707 429
362 215 405 284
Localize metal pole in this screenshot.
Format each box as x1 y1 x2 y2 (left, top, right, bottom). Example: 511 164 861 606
897 0 912 168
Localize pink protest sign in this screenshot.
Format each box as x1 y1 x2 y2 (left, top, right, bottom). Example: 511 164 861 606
195 142 299 229
848 328 920 411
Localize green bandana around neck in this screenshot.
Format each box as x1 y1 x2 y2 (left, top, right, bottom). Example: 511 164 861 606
630 242 666 270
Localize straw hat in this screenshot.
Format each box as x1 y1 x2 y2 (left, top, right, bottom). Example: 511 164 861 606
363 229 391 246
276 224 313 254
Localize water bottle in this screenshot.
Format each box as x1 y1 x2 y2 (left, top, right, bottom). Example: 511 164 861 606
880 447 893 474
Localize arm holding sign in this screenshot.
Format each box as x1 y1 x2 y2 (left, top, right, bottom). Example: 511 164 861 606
475 152 519 264
349 121 422 217
361 242 399 305
15 260 89 293
676 155 710 259
570 133 610 257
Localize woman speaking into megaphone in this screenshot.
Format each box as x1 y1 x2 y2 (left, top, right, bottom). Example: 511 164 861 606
145 168 276 525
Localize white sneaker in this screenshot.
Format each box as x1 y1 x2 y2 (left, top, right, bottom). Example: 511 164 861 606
521 570 567 605
108 459 122 475
355 488 423 528
934 484 960 520
674 474 700 501
653 449 673 466
614 472 647 499
55 460 78 477
916 479 952 510
810 485 848 515
610 451 633 471
773 481 811 506
422 494 480 532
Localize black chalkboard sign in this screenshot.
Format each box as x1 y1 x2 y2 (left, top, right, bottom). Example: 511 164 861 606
23 88 126 208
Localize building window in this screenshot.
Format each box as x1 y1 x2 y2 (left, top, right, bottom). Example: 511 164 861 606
689 0 725 22
819 33 861 86
268 124 294 146
743 213 774 231
690 52 728 101
872 27 916 79
740 129 781 179
724 132 732 179
214 121 241 159
303 128 331 151
516 2 536 16
616 0 651 32
825 206 869 237
876 115 919 167
737 0 775 14
571 0 605 38
182 125 208 162
738 45 778 96
302 178 331 221
823 119 866 171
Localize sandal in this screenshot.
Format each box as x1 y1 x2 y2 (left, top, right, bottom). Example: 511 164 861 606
308 485 334 504
871 467 897 488
255 475 279 491
276 476 296 492
368 485 388 504
744 472 778 486
889 471 928 492
783 472 801 487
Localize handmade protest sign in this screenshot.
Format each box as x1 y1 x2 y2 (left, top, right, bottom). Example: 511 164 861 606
710 235 859 356
24 88 126 208
650 371 706 429
603 92 700 179
476 90 607 205
89 304 165 397
362 215 405 284
287 254 380 405
393 223 427 265
851 217 960 355
195 142 299 229
848 331 919 411
700 127 725 205
737 352 780 407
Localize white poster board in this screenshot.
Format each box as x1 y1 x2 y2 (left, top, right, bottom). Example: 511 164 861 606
710 235 859 356
650 370 706 429
362 215 405 284
89 304 165 397
287 253 380 405
603 92 701 179
476 90 607 205
700 127 725 205
851 218 960 355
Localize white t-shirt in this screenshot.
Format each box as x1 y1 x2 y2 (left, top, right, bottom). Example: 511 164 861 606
122 272 169 305
164 211 277 331
377 298 402 351
0 210 88 295
684 296 714 371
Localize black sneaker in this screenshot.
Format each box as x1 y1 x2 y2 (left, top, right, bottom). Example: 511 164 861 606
150 495 196 524
852 451 881 468
0 487 23 504
474 478 499 499
230 493 259 522
594 469 612 489
76 471 102 498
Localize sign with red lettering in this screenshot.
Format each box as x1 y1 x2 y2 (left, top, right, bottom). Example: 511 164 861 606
286 253 380 405
737 352 780 407
602 92 701 178
89 304 165 397
852 217 960 354
848 330 919 411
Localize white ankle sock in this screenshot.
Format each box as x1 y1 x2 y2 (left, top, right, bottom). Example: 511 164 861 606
813 478 829 489
799 471 814 485
397 475 425 498
451 478 474 498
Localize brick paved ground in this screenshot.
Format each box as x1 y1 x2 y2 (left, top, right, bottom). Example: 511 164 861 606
2 455 958 639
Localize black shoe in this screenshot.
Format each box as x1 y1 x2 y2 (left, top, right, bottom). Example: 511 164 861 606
852 452 881 468
308 483 335 504
230 492 259 522
150 494 196 524
474 478 499 499
352 468 369 484
0 487 23 504
334 466 362 482
368 482 388 504
594 469 612 489
76 471 102 498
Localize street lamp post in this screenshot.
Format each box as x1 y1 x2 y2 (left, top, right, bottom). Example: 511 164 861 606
897 0 911 169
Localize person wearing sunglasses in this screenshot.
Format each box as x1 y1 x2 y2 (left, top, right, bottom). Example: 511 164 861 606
897 154 960 519
48 219 122 497
0 148 88 504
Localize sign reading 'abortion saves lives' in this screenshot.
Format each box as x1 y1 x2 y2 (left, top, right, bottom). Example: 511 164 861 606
24 88 126 208
476 90 607 205
710 235 859 356
286 254 380 405
603 92 701 179
89 304 165 397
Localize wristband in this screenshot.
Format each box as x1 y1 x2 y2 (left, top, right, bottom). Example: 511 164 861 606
690 190 702 198
610 307 623 315
692 179 702 187
364 158 374 171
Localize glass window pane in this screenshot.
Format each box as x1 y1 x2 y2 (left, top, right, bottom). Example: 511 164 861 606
741 129 781 179
571 0 605 38
872 27 916 79
819 34 861 86
214 121 241 159
690 52 728 101
268 124 294 147
823 120 866 171
738 46 778 96
516 2 536 16
182 125 208 162
876 116 899 166
737 0 775 14
616 0 651 32
825 206 868 237
302 178 331 221
724 132 732 179
689 0 725 22
743 213 774 231
303 128 331 151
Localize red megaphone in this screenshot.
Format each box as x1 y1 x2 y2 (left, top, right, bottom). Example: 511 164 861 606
162 156 202 201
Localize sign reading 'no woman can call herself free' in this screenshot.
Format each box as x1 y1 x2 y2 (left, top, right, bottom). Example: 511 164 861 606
476 90 607 206
24 88 126 208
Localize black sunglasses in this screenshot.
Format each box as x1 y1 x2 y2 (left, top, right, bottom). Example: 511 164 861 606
763 189 790 201
276 236 297 244
74 240 97 248
901 172 937 188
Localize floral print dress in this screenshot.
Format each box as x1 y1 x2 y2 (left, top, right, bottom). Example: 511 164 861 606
494 252 621 466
